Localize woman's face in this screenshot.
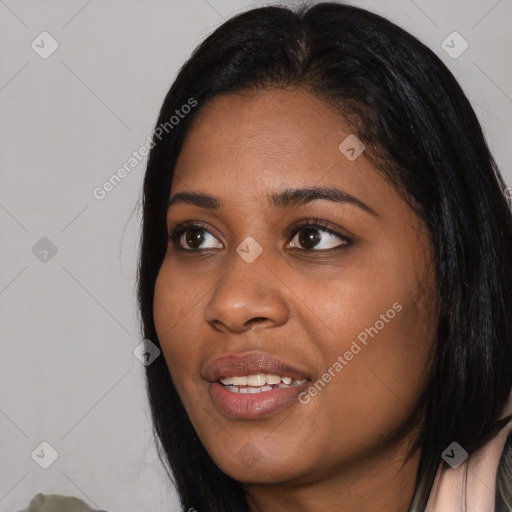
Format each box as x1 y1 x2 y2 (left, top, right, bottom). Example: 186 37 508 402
153 89 438 489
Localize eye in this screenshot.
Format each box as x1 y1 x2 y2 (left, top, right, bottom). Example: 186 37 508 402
168 221 223 251
286 219 352 251
168 219 352 252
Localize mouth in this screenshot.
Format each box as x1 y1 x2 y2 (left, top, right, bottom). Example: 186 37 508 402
204 351 311 382
219 374 308 393
204 351 312 419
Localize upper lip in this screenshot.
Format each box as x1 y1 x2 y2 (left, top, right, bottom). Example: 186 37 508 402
204 351 311 382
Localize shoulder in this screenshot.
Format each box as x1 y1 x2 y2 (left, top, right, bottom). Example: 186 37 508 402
496 430 512 511
425 407 512 511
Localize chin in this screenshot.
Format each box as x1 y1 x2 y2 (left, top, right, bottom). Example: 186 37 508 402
211 449 310 485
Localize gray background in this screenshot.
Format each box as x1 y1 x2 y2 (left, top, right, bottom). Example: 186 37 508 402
0 0 510 511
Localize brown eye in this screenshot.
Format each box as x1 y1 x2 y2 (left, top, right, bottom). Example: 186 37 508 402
287 220 352 251
168 219 352 253
184 228 206 249
297 227 322 249
168 222 223 251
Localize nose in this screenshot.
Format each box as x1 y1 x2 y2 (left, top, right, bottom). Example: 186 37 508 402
204 248 289 334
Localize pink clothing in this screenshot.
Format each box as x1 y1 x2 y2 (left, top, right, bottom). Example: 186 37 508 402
425 390 512 512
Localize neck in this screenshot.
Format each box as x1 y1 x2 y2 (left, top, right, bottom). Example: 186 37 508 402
245 436 422 512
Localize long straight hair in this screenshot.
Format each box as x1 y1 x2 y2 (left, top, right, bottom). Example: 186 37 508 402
137 3 512 510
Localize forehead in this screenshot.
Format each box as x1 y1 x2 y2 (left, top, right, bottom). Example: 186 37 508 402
175 89 344 172
171 89 391 210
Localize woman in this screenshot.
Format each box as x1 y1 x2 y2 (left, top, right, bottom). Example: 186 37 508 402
137 2 512 510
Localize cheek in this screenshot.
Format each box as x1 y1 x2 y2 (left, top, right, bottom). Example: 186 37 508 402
308 298 433 462
153 261 204 378
153 265 177 344
309 245 435 427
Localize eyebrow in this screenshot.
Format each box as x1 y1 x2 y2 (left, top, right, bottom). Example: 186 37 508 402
168 187 379 216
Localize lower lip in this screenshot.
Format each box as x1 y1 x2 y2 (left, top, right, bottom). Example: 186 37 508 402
208 381 310 420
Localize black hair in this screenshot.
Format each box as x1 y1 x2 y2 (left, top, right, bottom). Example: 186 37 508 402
137 2 512 510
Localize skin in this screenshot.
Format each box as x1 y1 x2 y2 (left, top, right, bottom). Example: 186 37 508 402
153 88 439 512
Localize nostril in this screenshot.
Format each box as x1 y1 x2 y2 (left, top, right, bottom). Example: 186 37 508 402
246 317 267 327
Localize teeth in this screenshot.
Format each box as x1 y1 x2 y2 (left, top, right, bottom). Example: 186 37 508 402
240 385 273 393
230 376 247 385
219 374 303 386
219 374 307 393
246 374 265 386
266 374 281 385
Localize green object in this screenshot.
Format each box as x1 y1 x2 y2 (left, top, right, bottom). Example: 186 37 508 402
18 493 109 512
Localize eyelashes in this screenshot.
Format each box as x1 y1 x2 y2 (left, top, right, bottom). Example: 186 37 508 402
167 218 353 253
168 221 223 252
